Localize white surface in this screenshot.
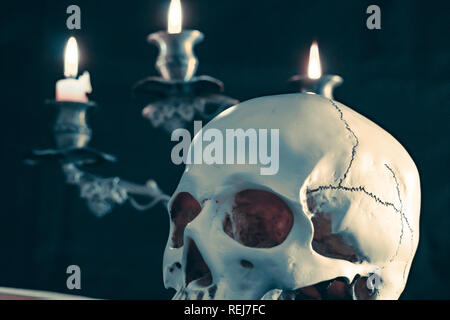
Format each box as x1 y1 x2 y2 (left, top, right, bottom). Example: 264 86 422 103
0 287 92 300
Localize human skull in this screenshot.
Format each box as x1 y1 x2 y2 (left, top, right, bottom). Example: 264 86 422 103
163 93 421 300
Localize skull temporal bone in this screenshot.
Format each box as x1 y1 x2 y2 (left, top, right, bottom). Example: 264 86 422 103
163 93 421 300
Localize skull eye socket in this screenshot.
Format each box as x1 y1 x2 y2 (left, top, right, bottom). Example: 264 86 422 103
223 189 294 248
170 192 202 248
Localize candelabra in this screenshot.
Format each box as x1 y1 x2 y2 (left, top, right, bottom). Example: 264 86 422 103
24 17 238 218
24 4 342 220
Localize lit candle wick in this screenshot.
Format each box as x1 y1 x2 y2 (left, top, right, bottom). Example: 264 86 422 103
168 0 182 34
307 41 322 80
64 37 79 78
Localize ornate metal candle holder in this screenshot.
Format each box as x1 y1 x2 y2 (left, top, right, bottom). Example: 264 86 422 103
26 100 115 166
134 30 238 132
25 100 169 217
288 74 343 99
150 30 202 81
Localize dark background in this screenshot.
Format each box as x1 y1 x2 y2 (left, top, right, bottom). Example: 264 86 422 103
1 0 449 299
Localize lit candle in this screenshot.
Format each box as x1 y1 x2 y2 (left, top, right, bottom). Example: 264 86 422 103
307 41 322 80
288 41 343 99
168 0 182 34
55 37 92 102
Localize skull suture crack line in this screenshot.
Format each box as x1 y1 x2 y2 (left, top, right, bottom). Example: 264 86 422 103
306 99 414 276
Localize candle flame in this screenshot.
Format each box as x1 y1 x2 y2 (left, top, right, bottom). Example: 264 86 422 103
168 0 182 34
64 37 79 78
308 41 322 79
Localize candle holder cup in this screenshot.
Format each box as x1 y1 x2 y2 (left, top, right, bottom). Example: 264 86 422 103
25 100 116 166
148 30 204 81
288 74 343 100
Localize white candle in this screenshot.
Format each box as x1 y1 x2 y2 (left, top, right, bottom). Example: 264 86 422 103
55 37 92 102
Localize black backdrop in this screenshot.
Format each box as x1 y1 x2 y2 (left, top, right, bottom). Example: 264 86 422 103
1 0 449 299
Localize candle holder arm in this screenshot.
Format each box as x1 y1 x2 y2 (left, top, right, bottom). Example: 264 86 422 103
62 163 170 217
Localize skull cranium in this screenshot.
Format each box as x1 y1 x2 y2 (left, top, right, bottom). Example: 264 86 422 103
163 93 421 300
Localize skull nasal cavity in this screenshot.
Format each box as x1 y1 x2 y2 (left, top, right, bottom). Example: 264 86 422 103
185 239 213 287
223 189 294 248
170 192 202 248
